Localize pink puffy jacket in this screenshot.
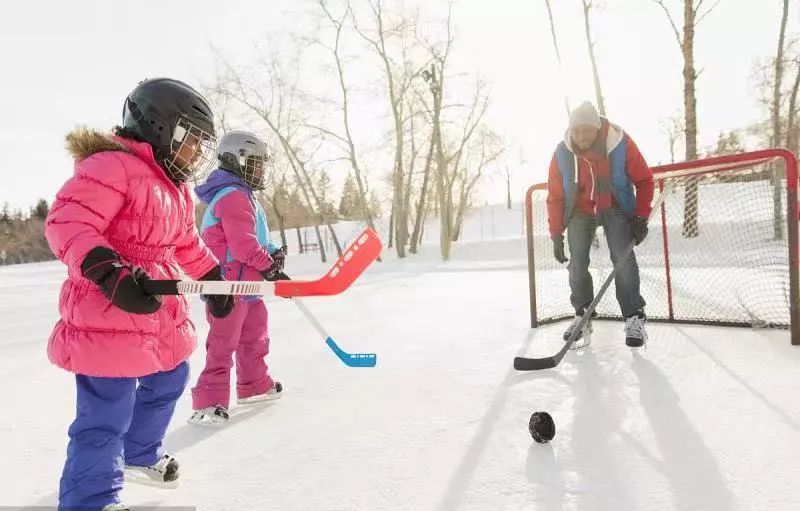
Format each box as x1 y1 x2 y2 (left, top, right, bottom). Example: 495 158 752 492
45 128 218 378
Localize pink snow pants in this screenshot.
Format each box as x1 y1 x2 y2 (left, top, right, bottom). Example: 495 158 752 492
191 299 275 409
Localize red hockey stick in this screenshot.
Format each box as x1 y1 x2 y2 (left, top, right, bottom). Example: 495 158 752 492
142 228 383 298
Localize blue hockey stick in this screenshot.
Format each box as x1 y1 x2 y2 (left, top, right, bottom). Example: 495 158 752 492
292 298 377 368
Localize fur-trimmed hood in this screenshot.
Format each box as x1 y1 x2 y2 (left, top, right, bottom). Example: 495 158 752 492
65 127 135 161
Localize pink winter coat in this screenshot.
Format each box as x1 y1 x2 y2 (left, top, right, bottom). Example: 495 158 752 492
45 128 219 378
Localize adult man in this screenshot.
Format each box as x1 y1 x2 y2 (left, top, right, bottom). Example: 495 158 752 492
546 101 654 348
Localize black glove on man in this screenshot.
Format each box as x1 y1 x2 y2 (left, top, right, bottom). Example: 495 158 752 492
631 216 649 245
552 235 568 264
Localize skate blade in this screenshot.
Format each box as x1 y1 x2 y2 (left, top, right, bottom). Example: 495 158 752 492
124 467 179 489
569 330 592 351
237 392 283 405
187 412 230 427
626 337 648 350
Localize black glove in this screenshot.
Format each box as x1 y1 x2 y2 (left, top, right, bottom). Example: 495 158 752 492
264 270 291 282
81 246 162 315
199 266 235 319
631 216 649 245
552 235 568 264
260 246 288 281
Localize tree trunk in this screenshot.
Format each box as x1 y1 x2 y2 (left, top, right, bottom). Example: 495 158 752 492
312 225 325 257
279 137 342 257
582 0 606 115
393 120 408 257
410 134 434 254
402 101 418 255
787 58 800 154
432 71 452 261
545 0 570 117
262 120 330 262
271 192 288 247
452 216 462 242
669 134 676 163
771 0 790 240
681 0 700 238
300 167 342 261
324 1 381 252
388 198 395 249
272 212 287 247
296 227 304 254
772 0 790 149
452 186 467 243
278 222 287 247
357 0 408 258
506 166 512 209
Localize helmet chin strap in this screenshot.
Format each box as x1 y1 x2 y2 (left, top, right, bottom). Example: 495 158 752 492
125 98 180 179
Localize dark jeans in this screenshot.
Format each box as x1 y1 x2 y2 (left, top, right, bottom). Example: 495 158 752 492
566 208 646 318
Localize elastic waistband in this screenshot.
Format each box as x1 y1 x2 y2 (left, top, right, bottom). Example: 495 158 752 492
110 239 176 262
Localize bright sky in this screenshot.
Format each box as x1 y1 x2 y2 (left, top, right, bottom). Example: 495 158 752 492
0 0 794 211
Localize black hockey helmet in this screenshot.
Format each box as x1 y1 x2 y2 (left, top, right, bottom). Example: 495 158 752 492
121 77 217 182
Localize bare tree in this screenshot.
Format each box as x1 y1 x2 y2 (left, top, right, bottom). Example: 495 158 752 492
659 113 685 163
787 55 800 154
352 0 421 258
651 0 724 237
508 148 527 210
418 3 456 260
402 93 426 245
425 69 491 258
312 0 381 241
544 0 571 117
408 81 437 254
209 47 342 261
387 197 395 248
772 0 791 149
581 0 606 115
427 64 450 259
416 3 495 260
409 130 434 253
452 127 504 241
260 167 290 247
769 0 790 240
444 79 492 240
504 165 513 210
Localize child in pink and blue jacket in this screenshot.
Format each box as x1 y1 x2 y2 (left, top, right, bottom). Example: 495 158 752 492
188 130 286 426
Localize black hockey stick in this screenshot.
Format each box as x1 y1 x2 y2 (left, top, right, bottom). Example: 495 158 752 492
514 181 675 371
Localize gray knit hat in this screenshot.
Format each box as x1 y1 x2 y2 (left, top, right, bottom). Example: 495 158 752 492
569 101 601 129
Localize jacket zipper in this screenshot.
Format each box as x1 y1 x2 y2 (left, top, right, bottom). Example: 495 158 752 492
582 158 597 215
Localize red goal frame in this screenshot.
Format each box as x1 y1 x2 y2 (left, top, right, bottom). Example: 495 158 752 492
525 149 800 345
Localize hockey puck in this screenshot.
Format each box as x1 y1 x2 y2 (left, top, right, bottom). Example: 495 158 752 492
528 411 555 443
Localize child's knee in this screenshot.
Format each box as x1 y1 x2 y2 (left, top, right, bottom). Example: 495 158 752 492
165 361 190 393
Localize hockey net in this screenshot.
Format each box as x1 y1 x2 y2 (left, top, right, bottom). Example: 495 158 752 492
525 149 800 345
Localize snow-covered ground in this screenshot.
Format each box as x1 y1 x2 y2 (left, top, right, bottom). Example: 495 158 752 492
3 203 800 510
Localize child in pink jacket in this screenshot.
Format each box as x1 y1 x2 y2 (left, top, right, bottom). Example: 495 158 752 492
45 78 234 511
188 130 286 426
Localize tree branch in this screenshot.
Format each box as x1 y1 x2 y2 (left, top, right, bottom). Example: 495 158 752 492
651 0 683 47
695 0 724 26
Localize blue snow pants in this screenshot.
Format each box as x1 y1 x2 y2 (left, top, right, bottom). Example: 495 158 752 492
58 361 189 510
